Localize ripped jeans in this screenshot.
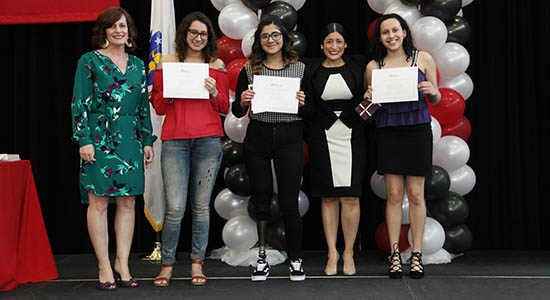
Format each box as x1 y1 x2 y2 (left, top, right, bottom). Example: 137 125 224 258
160 136 222 263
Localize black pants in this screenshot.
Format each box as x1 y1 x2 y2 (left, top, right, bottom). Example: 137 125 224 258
243 120 304 259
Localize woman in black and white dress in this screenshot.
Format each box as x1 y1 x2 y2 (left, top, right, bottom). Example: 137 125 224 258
303 23 368 276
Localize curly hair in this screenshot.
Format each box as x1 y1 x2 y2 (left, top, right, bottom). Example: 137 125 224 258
248 16 298 74
370 14 415 65
175 11 218 63
91 7 137 52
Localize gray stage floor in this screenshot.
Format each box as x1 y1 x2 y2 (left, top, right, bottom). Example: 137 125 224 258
3 251 550 300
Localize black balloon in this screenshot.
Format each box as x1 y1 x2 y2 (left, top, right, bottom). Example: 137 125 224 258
288 31 308 57
420 0 461 22
225 163 252 196
443 224 472 254
428 191 469 227
400 0 425 5
446 16 472 45
261 1 298 32
242 0 271 10
247 194 283 225
222 138 244 167
425 165 450 201
266 222 286 250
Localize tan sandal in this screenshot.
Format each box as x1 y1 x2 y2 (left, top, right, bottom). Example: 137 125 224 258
191 259 206 286
153 264 173 287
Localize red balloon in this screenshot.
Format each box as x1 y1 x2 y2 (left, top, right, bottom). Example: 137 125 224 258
428 88 465 125
441 115 472 141
302 140 309 165
375 221 411 254
226 58 248 92
368 17 380 42
217 35 245 65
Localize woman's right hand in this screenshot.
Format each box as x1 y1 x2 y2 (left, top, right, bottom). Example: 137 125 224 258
240 89 255 108
79 144 96 164
364 85 373 100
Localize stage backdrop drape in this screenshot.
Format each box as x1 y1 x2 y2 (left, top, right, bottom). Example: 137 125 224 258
1 0 548 253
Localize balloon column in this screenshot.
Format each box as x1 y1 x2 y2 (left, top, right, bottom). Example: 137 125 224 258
212 0 310 258
367 0 476 258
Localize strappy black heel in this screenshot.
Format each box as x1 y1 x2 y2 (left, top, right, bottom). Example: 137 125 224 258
388 243 403 279
409 252 425 279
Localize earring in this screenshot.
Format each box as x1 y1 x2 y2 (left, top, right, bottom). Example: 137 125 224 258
125 37 133 48
102 39 109 48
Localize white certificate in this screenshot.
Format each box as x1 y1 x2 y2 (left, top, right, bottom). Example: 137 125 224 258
162 62 209 99
371 66 418 104
252 75 300 114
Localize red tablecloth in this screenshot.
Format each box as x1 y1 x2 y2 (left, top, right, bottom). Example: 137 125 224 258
0 160 58 291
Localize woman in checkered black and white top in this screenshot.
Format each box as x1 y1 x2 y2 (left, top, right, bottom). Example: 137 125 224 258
232 16 314 282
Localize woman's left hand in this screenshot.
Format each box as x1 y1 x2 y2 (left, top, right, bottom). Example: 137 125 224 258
205 77 218 99
297 91 306 107
418 81 439 97
144 146 154 169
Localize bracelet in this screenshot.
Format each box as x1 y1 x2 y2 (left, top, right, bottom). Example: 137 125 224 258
167 98 174 103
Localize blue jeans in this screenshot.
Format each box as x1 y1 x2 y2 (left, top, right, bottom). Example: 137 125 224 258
161 136 222 263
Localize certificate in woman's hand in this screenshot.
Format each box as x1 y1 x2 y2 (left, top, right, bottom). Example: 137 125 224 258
371 66 418 104
163 62 209 99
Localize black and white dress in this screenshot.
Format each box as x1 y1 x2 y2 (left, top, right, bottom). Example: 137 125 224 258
303 55 368 198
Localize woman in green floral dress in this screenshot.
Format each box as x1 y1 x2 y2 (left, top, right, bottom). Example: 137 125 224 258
71 7 155 291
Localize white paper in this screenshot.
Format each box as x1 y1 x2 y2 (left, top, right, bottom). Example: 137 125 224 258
371 66 419 103
252 75 300 114
162 62 209 99
0 154 20 161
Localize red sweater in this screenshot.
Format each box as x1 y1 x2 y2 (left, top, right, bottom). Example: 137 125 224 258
151 68 229 140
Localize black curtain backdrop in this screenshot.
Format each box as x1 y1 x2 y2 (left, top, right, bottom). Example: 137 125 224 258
1 0 549 254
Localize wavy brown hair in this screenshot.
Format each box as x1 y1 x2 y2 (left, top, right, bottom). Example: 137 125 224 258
91 7 137 52
175 12 218 63
248 16 298 74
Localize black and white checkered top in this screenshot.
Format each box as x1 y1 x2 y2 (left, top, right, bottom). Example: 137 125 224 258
244 62 305 123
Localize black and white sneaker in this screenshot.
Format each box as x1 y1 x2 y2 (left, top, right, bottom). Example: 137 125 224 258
289 258 306 281
251 259 270 281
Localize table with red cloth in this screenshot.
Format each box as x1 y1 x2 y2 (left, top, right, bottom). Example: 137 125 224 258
0 160 58 291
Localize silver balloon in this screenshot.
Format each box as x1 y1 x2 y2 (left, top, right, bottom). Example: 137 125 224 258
402 193 410 225
433 135 470 172
218 3 259 40
433 42 470 78
439 72 474 100
384 2 422 29
215 188 251 220
298 190 309 217
462 0 474 7
411 16 448 53
408 217 445 255
370 171 387 199
224 110 250 143
449 164 476 196
367 0 398 14
211 0 242 11
271 0 306 10
222 215 258 251
241 28 256 58
457 8 463 16
431 116 442 147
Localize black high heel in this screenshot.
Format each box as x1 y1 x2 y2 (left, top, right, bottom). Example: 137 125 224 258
388 243 403 279
409 252 424 279
114 270 139 288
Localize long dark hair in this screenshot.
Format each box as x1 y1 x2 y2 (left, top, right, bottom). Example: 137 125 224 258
248 16 298 74
91 7 137 52
370 13 414 64
175 11 218 63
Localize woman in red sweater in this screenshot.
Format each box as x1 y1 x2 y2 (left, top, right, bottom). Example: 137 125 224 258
150 12 229 287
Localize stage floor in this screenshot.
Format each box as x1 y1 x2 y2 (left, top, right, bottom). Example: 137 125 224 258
3 250 550 300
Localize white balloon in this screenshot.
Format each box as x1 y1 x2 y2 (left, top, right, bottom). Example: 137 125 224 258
367 0 398 14
218 3 259 40
402 194 410 225
224 110 250 143
433 135 470 172
462 0 474 7
433 42 470 78
449 164 476 196
215 188 251 220
370 170 387 199
241 28 256 58
211 0 241 11
384 2 422 29
431 116 442 147
457 8 463 17
439 72 474 100
408 217 445 255
271 0 306 10
222 216 258 251
298 190 309 217
411 17 447 53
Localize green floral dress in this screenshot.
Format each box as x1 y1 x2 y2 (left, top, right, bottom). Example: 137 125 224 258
71 50 156 202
